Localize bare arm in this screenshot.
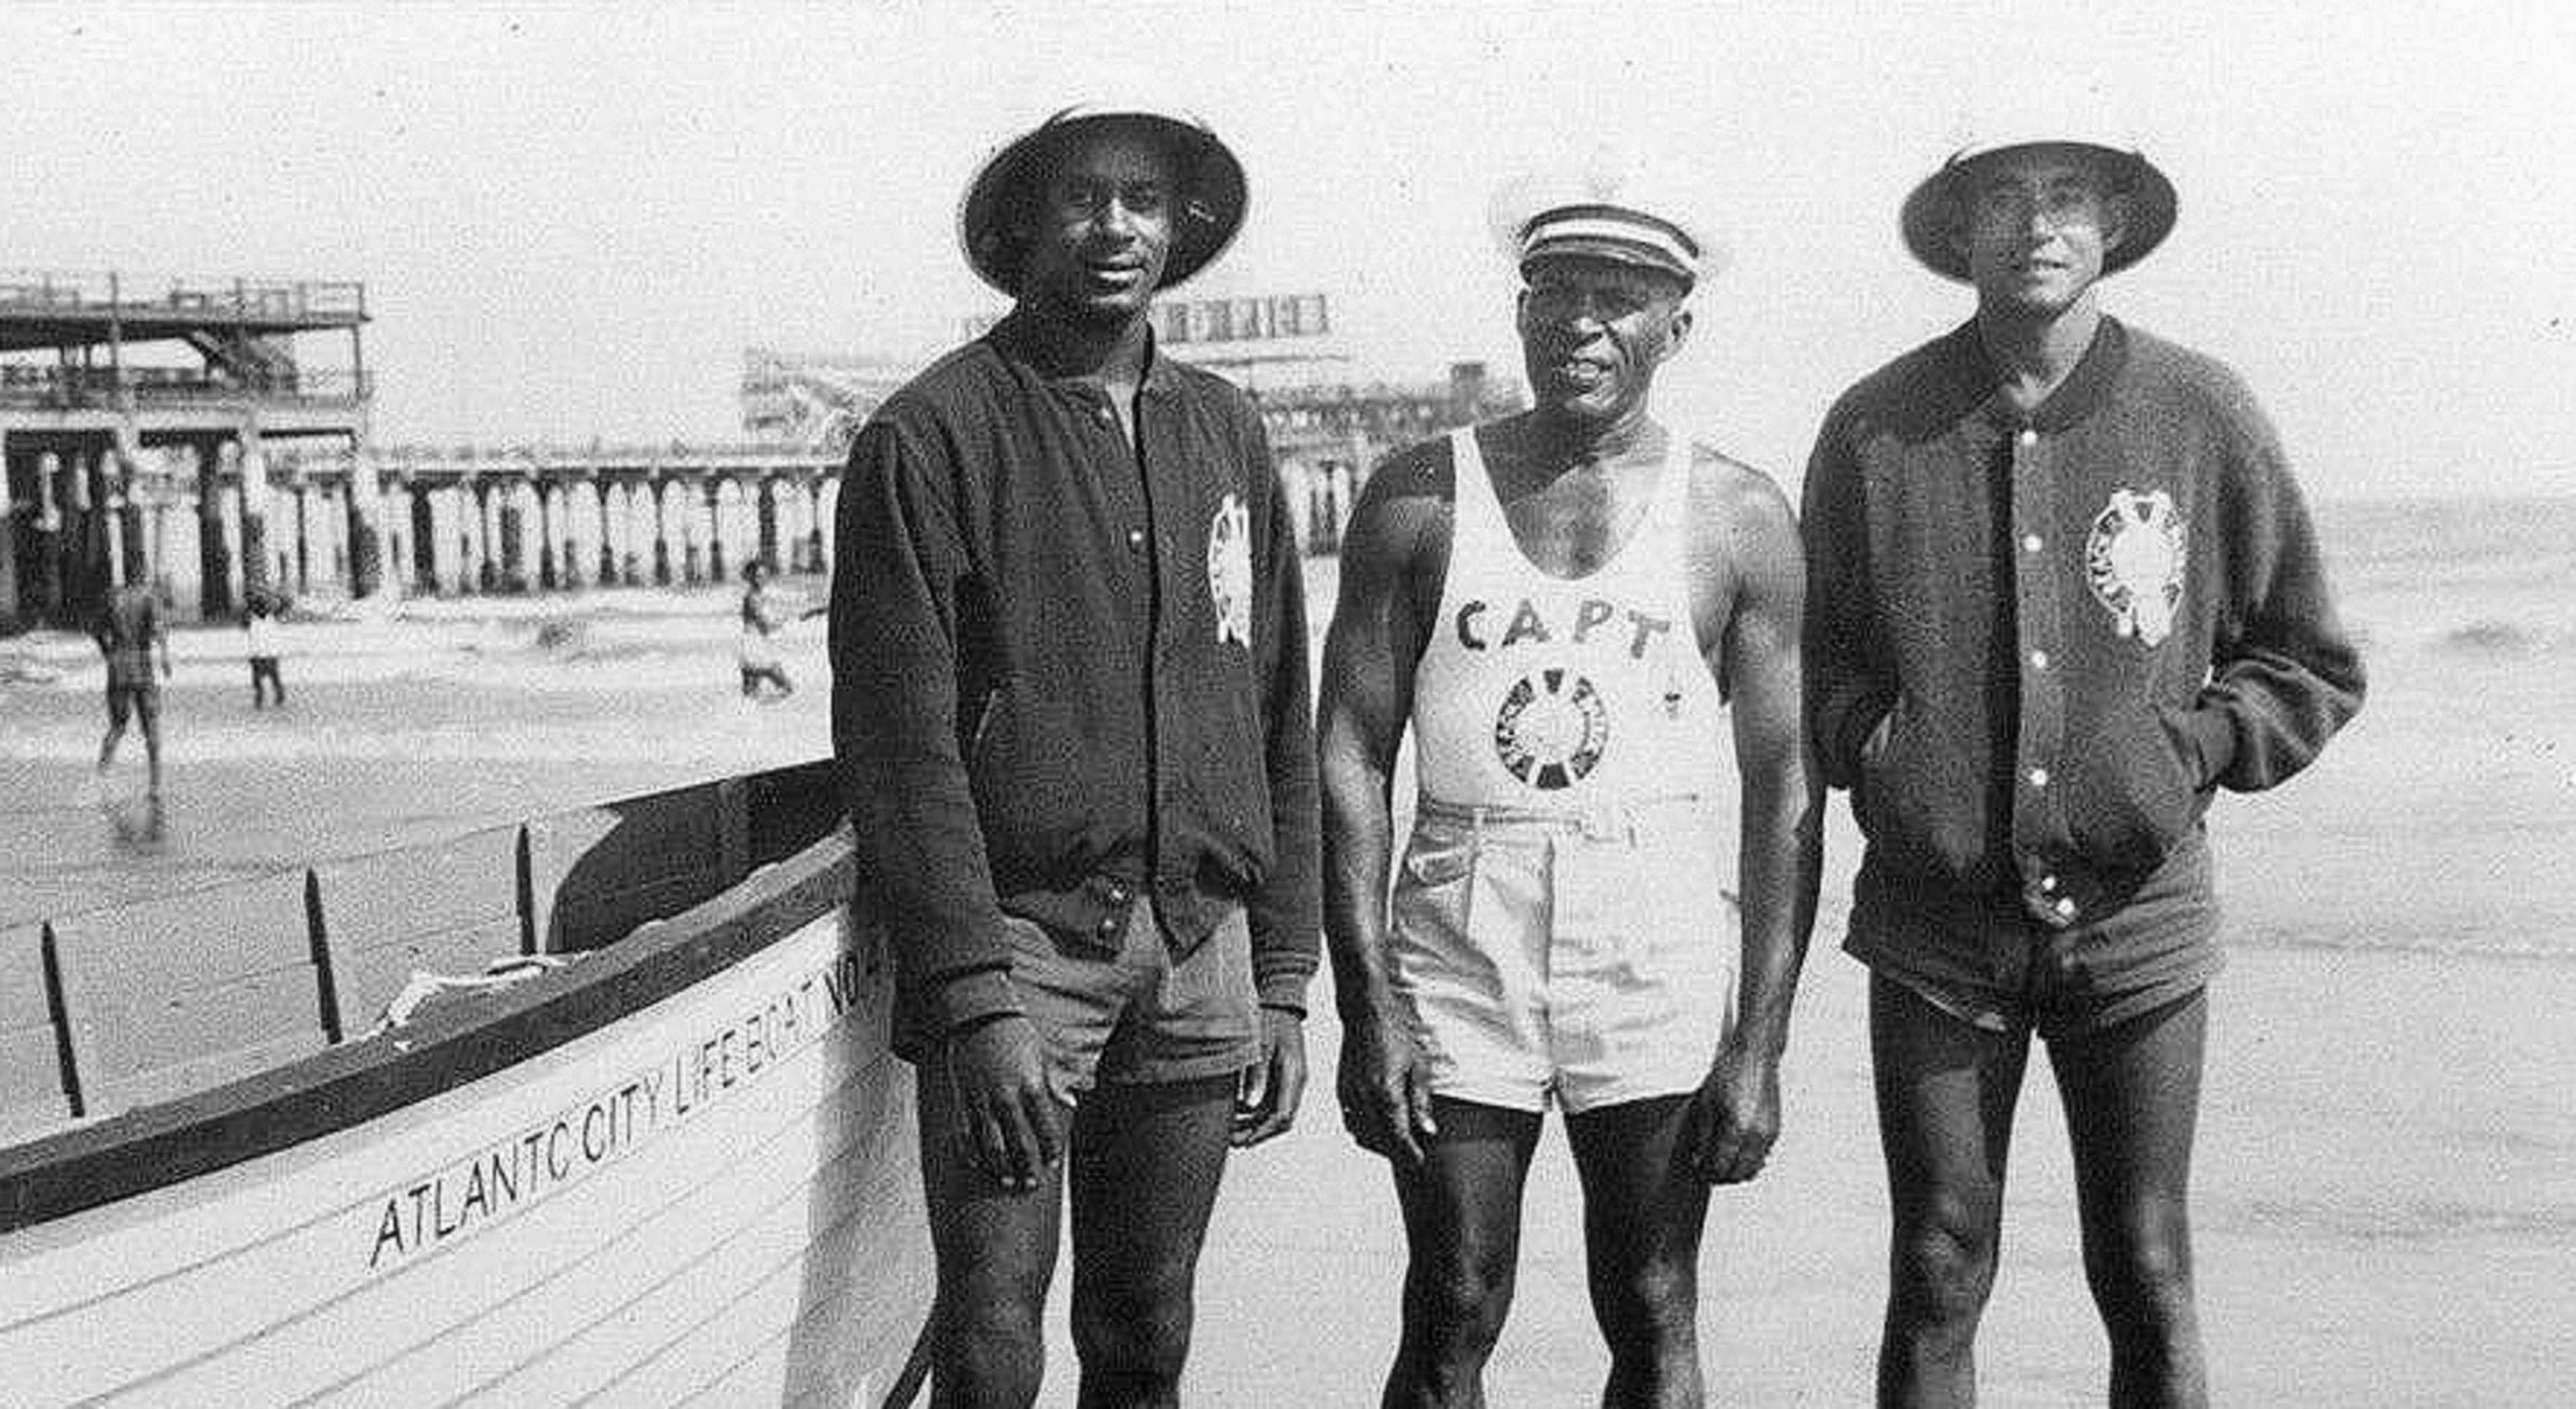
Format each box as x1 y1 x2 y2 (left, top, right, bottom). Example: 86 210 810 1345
1685 458 1823 1183
1716 473 1821 1061
1316 443 1449 1162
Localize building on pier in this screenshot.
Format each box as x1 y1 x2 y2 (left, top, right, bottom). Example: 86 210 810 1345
1 268 371 630
738 348 914 459
895 291 1519 553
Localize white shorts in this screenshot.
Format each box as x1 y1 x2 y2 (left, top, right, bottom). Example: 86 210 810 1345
1388 795 1739 1114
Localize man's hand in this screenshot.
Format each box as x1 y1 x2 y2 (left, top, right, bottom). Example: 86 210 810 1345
1337 1009 1438 1165
1233 1006 1307 1147
1683 1036 1782 1184
1860 704 1894 768
943 1014 1061 1192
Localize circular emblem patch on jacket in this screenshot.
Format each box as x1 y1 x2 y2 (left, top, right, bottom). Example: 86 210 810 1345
2084 488 2187 647
1207 492 1252 648
1494 668 1608 791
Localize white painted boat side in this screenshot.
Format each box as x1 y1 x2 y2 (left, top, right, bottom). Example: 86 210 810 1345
0 884 931 1408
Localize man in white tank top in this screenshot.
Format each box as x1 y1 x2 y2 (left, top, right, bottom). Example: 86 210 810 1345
1318 160 1821 1407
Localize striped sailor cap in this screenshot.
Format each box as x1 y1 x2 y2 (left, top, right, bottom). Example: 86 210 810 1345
1489 150 1721 290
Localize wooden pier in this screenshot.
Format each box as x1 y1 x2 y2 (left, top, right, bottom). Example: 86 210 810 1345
1 268 369 627
4 273 1518 629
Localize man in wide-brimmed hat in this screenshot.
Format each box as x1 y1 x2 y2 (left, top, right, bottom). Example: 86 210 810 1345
831 104 1316 1407
1317 152 1820 1406
1802 124 2365 1406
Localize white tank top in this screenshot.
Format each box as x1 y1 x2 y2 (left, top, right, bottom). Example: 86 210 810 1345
1412 427 1736 812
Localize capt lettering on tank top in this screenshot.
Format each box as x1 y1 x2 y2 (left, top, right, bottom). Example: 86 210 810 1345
1411 427 1737 810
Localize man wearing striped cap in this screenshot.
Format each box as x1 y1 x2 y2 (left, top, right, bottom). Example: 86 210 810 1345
1318 157 1820 1406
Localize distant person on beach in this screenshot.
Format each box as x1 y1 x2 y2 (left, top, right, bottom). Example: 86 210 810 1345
829 104 1316 1408
1802 122 2366 1407
244 590 285 709
1316 160 1820 1407
737 560 807 700
92 579 173 796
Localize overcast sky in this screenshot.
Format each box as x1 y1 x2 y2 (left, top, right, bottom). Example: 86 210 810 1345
6 1 2569 501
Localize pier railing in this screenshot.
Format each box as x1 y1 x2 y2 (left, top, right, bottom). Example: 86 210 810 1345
0 363 372 408
0 268 366 322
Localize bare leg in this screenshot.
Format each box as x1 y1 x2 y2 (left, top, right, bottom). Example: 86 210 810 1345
1566 1094 1711 1408
1066 1074 1238 1409
2050 991 2210 1409
137 691 163 796
1871 976 2032 1409
917 1046 1069 1409
97 688 129 775
1384 1098 1543 1409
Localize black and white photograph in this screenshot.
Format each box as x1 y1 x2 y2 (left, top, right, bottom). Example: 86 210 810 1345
1 4 2568 1405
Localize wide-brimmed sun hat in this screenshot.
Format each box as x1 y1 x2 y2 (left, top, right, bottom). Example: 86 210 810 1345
1487 147 1723 290
1900 128 2177 282
958 103 1248 298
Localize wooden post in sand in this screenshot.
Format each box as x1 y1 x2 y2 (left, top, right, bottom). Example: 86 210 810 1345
680 477 705 585
111 430 149 593
237 436 272 613
802 476 826 573
535 476 559 591
551 481 580 591
0 444 17 629
649 476 675 586
589 477 614 587
345 451 384 599
34 451 64 623
195 441 233 619
710 473 742 584
756 475 780 573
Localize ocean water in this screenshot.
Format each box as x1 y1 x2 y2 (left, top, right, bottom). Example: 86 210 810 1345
4 497 2573 960
2205 495 2576 961
2318 494 2576 658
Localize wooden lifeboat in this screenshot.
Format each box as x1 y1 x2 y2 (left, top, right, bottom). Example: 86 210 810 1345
0 759 931 1407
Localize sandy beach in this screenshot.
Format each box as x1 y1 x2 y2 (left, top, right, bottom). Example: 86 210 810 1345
3 550 2572 1405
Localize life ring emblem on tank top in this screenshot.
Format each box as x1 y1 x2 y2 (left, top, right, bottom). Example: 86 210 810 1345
1493 667 1610 791
2084 487 2187 647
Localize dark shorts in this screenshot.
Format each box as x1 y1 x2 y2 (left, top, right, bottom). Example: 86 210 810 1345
894 901 1262 1101
1000 901 1260 1102
1844 845 2222 1041
104 683 160 730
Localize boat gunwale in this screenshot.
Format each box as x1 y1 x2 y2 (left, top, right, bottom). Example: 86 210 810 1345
0 826 860 1235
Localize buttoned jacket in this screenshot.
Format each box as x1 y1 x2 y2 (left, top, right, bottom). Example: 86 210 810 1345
831 314 1320 1042
1802 317 2364 932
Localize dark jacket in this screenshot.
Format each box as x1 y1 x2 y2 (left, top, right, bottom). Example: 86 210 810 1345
830 314 1320 1043
1802 317 2365 931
